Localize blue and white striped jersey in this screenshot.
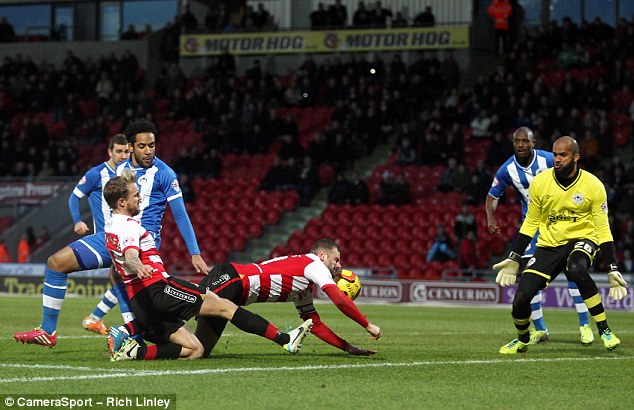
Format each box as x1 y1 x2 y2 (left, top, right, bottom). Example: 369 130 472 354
70 162 115 233
488 149 554 219
117 156 200 255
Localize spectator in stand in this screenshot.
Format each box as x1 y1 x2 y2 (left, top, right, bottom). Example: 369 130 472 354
179 173 196 204
349 171 369 204
329 0 348 28
486 132 514 166
391 12 407 28
426 225 455 262
377 171 409 206
621 248 633 273
217 46 236 76
470 108 492 139
120 25 138 40
395 137 417 166
262 15 279 31
414 6 435 27
454 203 477 241
253 3 270 29
353 1 372 28
260 156 287 191
488 0 512 53
181 4 198 32
17 233 30 263
205 6 219 32
458 230 479 270
437 158 459 193
328 173 351 205
311 3 330 30
371 1 392 28
297 156 320 206
201 147 222 179
617 186 634 219
34 226 50 251
0 239 12 262
0 16 15 42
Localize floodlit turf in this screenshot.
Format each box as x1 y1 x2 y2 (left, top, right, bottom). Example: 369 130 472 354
1 295 632 409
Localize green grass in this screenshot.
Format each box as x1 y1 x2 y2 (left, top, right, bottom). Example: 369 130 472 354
1 296 632 409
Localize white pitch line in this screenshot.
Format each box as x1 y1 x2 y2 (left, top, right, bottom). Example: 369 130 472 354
1 356 632 384
0 363 120 372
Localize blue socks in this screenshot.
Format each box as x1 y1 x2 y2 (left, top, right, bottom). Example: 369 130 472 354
90 287 118 320
41 268 68 334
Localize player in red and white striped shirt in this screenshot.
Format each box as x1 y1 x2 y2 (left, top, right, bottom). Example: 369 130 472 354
104 169 311 361
196 239 382 357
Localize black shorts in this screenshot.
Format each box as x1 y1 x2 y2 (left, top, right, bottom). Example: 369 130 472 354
130 276 204 344
198 262 244 304
522 239 598 284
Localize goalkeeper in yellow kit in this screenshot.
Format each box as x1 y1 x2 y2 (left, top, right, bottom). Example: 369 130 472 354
493 136 628 354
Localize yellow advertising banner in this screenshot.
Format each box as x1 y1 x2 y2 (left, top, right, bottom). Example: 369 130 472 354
180 26 469 57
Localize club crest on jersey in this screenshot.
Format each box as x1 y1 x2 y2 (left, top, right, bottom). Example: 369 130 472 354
138 176 147 185
171 178 181 193
164 285 196 303
572 193 584 204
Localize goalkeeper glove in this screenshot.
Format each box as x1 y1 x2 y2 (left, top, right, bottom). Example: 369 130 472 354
607 264 628 301
493 251 521 287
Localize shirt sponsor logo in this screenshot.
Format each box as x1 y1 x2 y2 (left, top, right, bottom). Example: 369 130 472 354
548 210 579 223
210 273 230 289
164 285 197 303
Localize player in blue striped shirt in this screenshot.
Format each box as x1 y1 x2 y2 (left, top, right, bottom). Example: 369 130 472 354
485 127 593 345
14 135 134 346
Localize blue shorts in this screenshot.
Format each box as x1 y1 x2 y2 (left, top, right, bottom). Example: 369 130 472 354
69 233 111 270
70 231 160 271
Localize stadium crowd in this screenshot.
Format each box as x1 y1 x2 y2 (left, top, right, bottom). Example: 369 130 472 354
1 12 633 270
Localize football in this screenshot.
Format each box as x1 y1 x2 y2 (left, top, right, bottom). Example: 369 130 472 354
337 269 362 301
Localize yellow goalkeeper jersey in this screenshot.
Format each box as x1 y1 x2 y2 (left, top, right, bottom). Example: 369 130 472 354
519 168 613 247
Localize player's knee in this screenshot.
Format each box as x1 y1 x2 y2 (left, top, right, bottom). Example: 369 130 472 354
47 252 67 272
512 289 533 310
566 259 588 282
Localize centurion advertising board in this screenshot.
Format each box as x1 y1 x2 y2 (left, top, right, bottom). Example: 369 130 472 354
1 265 631 311
314 278 632 311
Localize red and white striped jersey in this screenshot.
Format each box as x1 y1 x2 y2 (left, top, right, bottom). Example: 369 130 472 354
105 213 168 297
231 253 336 306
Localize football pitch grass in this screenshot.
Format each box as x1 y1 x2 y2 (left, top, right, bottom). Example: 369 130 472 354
1 296 632 409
